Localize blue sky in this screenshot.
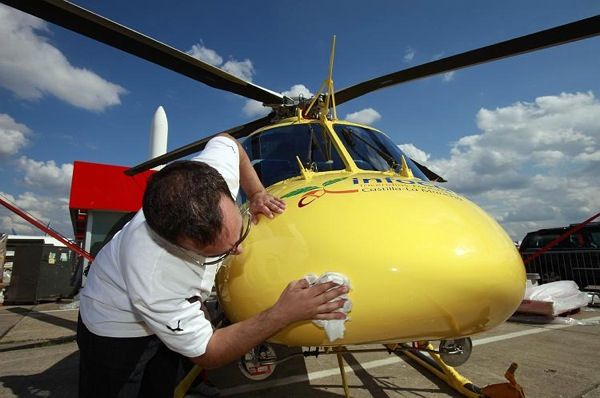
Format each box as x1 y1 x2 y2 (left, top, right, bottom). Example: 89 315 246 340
1 1 599 240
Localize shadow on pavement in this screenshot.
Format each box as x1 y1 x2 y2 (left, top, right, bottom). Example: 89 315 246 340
393 351 463 397
0 351 79 398
210 344 347 397
7 307 77 332
210 345 458 397
309 351 462 397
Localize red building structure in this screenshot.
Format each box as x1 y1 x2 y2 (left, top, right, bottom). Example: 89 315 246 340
69 160 155 269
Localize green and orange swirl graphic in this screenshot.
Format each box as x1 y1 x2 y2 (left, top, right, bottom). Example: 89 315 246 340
281 177 358 207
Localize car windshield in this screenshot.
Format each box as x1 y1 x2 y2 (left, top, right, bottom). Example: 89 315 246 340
520 226 600 251
589 231 600 248
333 124 428 180
520 232 562 251
242 123 345 188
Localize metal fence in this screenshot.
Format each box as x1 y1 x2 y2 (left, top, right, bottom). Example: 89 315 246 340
522 249 600 291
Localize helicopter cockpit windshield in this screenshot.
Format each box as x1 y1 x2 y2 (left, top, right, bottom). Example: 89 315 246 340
242 123 346 188
334 124 428 180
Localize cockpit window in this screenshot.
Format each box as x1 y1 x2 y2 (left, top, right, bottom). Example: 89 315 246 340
333 124 428 180
242 123 345 188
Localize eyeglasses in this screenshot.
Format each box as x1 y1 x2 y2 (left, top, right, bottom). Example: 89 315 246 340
203 207 252 265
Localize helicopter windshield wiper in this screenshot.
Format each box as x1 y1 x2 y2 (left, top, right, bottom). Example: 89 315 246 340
306 124 328 171
341 128 399 172
340 128 375 168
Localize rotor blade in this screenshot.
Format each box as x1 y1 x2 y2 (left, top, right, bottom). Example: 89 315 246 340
125 115 272 176
335 15 600 105
2 0 283 105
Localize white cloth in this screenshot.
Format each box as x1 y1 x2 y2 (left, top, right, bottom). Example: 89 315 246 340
80 136 239 358
304 272 352 342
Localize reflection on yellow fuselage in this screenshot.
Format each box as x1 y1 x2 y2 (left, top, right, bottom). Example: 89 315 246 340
216 172 525 347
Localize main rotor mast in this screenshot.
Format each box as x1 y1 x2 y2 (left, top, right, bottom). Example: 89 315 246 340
272 36 338 122
304 36 338 121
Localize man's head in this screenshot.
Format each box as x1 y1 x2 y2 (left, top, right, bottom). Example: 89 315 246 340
143 160 235 250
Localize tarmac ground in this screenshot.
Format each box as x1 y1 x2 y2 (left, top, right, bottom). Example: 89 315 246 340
1 302 599 398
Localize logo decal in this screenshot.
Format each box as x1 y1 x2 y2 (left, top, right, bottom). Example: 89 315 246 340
281 177 358 207
352 176 462 200
166 320 183 332
281 176 463 208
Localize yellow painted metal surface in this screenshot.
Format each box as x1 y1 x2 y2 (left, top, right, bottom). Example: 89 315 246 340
216 171 526 347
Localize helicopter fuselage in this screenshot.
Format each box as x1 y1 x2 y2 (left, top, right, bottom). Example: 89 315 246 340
216 117 526 346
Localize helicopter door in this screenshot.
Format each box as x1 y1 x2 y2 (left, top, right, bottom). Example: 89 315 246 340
242 123 345 188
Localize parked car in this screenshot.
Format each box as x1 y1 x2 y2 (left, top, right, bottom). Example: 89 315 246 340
519 222 600 290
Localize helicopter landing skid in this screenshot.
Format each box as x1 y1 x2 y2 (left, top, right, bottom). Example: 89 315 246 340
400 342 526 398
174 342 526 398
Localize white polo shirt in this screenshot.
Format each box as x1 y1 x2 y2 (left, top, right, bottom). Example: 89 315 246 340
80 136 240 358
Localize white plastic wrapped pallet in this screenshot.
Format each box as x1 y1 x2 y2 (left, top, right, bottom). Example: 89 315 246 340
524 280 591 316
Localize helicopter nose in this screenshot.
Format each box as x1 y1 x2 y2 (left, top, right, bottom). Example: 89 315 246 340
217 174 526 346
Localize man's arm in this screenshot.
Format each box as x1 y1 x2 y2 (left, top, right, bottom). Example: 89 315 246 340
191 280 347 369
218 133 285 221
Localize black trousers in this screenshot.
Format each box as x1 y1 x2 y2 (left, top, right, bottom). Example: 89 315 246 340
77 316 183 398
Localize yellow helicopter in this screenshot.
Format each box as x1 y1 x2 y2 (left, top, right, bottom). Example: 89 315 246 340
5 1 600 396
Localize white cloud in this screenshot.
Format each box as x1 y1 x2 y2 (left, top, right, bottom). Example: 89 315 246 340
0 5 126 111
187 41 264 118
0 137 73 236
243 100 270 117
531 150 565 167
398 143 430 163
574 150 600 162
282 84 313 99
0 113 30 158
345 108 382 125
16 157 73 196
186 43 223 66
222 59 255 82
0 113 73 237
427 91 600 240
0 191 71 237
243 84 314 117
403 47 415 63
186 41 255 82
442 71 455 82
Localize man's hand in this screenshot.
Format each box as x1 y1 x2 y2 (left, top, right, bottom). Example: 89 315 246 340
248 191 286 223
193 279 347 369
268 279 348 328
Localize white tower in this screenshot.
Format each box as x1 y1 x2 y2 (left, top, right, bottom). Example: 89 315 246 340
149 106 168 167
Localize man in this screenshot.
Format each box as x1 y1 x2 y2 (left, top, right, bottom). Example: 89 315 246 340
77 133 347 397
